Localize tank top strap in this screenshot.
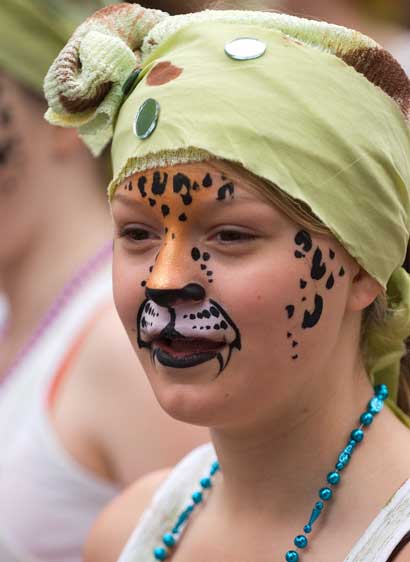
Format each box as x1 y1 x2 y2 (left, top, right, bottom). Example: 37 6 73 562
344 479 410 562
118 443 216 562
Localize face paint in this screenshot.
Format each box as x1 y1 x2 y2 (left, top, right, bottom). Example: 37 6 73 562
284 232 347 360
137 296 241 373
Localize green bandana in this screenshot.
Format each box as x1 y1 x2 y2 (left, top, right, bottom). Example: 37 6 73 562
44 7 410 424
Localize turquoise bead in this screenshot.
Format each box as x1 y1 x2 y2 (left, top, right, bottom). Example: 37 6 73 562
285 550 299 562
319 487 333 501
344 444 354 455
192 491 203 504
360 412 373 426
375 384 389 400
351 429 364 442
303 524 312 534
368 396 384 415
335 461 344 471
210 461 220 475
163 533 175 548
200 477 212 489
338 452 350 468
153 546 168 560
327 471 340 485
294 535 308 548
307 501 323 527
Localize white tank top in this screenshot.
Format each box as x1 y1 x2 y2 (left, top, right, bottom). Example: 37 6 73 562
118 443 410 562
0 259 119 562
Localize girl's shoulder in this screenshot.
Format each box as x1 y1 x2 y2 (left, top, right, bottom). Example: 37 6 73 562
84 443 215 562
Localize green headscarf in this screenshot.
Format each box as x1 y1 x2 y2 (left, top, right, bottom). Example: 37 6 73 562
43 6 410 424
0 0 115 92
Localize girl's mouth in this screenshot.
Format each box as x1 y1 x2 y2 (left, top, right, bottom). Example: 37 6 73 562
152 337 225 368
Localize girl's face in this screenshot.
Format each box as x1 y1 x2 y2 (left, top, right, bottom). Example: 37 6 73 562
112 161 356 428
0 73 50 268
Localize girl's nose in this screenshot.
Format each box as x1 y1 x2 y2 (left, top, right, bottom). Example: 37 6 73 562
145 283 205 308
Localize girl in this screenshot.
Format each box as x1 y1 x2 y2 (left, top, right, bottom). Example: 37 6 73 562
44 4 410 561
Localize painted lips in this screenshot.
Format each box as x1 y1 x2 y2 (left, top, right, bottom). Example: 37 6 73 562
152 337 226 369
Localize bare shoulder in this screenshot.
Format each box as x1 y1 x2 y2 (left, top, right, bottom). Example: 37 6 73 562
84 468 171 562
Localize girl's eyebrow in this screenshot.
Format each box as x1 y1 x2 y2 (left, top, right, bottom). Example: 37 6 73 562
113 188 266 208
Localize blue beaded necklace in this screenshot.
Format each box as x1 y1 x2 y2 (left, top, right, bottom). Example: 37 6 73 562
153 384 388 562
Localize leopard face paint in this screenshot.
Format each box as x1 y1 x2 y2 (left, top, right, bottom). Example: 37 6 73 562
112 161 354 405
115 164 243 374
285 229 347 360
137 297 241 373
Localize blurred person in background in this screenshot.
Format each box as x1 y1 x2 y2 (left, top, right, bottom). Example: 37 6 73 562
139 0 410 73
0 2 206 562
280 0 410 73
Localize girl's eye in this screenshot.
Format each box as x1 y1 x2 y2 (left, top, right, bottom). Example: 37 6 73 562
120 227 157 241
215 230 257 243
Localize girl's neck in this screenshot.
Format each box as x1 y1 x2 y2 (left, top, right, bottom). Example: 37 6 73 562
210 367 374 519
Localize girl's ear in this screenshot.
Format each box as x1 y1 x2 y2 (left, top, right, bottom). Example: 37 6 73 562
346 267 383 312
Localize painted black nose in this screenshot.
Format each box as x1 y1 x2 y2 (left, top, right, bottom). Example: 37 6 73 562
145 283 205 308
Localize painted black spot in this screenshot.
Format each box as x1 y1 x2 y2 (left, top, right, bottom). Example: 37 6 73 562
292 354 299 360
152 171 168 195
206 271 213 277
161 204 170 217
339 266 345 277
329 249 335 259
326 273 335 290
183 315 188 319
295 230 312 253
295 251 305 259
292 341 298 348
217 182 234 201
178 213 187 222
208 279 213 283
201 264 207 270
287 332 292 338
210 306 220 317
138 176 147 198
203 252 210 261
141 280 147 287
173 173 193 205
148 198 156 207
302 294 323 329
165 227 169 235
202 173 213 188
191 247 200 261
311 248 327 280
190 314 196 320
172 233 176 240
202 310 211 319
214 324 220 330
128 181 133 191
220 320 228 330
149 266 153 272
302 297 306 302
300 279 307 289
206 326 211 330
197 312 203 319
286 305 295 319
